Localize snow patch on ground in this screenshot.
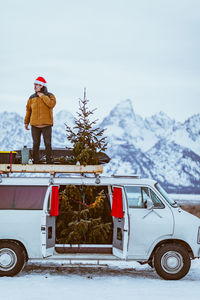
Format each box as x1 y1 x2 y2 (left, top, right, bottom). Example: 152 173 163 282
170 194 200 202
0 259 200 300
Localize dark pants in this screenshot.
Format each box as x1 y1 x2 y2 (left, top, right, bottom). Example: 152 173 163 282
31 125 52 163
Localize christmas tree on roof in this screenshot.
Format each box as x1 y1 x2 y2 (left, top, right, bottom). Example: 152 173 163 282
64 88 108 165
56 89 112 245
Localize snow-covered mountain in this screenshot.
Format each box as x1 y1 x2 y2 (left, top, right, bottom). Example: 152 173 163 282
0 112 32 150
99 99 200 193
0 99 200 193
169 114 200 156
100 99 158 151
0 110 74 149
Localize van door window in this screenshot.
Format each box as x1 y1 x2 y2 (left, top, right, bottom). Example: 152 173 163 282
125 186 146 208
149 189 165 208
125 186 164 209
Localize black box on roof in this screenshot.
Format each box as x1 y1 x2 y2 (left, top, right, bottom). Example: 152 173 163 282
0 151 17 164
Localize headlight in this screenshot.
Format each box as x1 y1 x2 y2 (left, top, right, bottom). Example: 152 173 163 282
198 227 200 244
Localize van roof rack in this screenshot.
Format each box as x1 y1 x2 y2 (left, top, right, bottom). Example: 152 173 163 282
0 164 103 175
111 174 141 179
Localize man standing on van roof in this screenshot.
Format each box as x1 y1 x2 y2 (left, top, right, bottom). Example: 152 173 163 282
24 76 56 164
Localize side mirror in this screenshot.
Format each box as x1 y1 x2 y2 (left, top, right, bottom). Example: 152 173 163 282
146 196 154 210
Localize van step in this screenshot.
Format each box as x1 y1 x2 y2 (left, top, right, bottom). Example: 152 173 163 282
51 253 118 260
43 253 121 265
55 244 112 254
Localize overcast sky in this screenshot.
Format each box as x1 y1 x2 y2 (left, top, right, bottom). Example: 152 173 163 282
0 0 199 122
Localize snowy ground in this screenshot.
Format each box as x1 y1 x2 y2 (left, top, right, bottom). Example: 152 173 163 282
170 193 200 206
1 259 200 300
170 194 200 202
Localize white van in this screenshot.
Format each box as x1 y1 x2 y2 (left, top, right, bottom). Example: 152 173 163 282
0 174 199 280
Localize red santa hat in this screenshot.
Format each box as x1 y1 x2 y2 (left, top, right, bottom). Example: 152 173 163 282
34 76 47 87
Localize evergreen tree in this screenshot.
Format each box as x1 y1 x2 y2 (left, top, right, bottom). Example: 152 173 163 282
56 185 113 244
56 90 112 245
65 88 108 165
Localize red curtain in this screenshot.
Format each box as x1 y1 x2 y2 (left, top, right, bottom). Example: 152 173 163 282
50 186 59 216
111 187 123 218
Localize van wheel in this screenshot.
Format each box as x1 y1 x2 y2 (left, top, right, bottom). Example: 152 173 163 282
0 242 25 276
154 244 191 280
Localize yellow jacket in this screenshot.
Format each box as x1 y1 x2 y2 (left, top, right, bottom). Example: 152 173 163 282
24 93 56 126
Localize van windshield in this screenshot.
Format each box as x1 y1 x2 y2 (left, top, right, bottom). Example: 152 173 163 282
155 183 178 207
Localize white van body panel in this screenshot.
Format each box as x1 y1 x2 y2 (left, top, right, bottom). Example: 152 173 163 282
138 207 200 261
0 210 43 258
127 210 174 260
171 207 200 258
0 176 199 261
124 183 174 260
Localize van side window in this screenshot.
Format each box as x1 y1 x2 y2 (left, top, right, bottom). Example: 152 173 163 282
0 186 47 210
125 186 164 209
125 186 146 208
149 189 165 208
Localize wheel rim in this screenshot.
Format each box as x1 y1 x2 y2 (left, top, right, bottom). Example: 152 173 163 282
161 251 183 274
0 248 17 271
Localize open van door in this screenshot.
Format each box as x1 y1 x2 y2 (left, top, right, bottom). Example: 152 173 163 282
42 185 59 257
111 186 129 259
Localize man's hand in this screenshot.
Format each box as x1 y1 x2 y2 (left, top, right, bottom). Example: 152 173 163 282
37 92 44 97
25 124 29 130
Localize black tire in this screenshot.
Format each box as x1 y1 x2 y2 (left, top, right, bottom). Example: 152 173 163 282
0 241 25 276
154 243 191 280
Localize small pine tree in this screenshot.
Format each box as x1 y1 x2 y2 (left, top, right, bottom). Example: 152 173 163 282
56 90 112 245
56 185 113 244
65 88 108 165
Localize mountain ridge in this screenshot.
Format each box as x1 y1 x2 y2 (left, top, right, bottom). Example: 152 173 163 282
0 99 199 193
